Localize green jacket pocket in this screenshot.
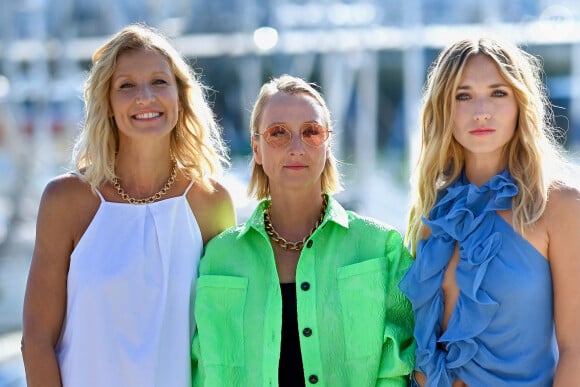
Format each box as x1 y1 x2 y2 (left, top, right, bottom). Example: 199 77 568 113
338 257 388 360
195 275 248 366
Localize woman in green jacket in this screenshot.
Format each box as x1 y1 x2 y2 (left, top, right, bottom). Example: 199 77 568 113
191 74 415 386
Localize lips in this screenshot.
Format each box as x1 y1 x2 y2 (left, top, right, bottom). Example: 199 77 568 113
133 111 161 120
469 128 495 135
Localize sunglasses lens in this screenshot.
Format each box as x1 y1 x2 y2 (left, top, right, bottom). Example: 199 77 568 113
260 123 329 147
263 125 291 147
301 123 329 147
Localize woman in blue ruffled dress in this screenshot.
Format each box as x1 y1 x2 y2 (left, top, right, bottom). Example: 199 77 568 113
399 37 580 386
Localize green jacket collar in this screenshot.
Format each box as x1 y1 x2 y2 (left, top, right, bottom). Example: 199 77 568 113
238 194 349 239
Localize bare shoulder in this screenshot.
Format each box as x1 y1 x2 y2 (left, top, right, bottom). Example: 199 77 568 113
37 173 101 246
40 173 100 216
544 183 580 262
187 178 236 244
186 178 233 212
545 183 580 226
41 173 95 204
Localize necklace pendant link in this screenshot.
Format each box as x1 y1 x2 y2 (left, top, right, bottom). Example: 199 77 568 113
264 194 327 251
113 160 177 205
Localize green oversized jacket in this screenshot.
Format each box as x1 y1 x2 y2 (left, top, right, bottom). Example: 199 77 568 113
192 195 415 386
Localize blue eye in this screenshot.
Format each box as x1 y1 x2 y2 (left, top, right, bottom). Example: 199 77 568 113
456 93 470 101
492 90 507 97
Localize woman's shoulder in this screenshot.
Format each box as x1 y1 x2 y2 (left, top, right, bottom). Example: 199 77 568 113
187 177 231 205
343 209 406 245
187 177 236 244
545 182 580 224
204 223 243 249
36 172 101 246
346 209 398 232
40 172 96 206
204 177 233 201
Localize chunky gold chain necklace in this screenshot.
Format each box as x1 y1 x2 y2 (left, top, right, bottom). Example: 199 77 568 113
264 194 327 251
112 161 177 204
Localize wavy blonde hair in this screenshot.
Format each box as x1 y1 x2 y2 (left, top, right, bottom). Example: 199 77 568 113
73 23 228 192
247 74 342 200
406 37 567 254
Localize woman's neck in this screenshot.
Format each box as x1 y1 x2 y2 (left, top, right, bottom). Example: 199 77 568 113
267 191 326 242
114 151 174 197
463 154 508 187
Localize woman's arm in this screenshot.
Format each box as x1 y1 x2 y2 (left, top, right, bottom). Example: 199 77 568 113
21 177 87 387
547 185 580 386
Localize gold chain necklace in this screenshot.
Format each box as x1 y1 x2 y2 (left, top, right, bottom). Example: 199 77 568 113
112 161 177 204
264 194 327 251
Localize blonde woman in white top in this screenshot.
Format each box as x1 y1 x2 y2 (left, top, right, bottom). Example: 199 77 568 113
21 23 235 387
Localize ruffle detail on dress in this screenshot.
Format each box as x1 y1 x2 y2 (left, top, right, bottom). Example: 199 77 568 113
399 169 518 386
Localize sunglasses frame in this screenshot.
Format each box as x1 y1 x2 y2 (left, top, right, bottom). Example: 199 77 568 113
254 122 332 148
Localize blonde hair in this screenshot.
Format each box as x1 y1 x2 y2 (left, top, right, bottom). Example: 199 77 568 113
406 37 567 254
73 23 228 192
247 74 342 199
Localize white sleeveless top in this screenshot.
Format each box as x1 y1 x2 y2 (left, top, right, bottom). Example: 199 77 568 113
56 181 202 387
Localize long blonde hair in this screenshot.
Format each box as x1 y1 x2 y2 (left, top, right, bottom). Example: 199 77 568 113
406 37 567 254
247 74 342 200
73 23 228 192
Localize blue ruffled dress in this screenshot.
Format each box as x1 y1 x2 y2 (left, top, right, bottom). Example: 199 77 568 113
399 170 558 386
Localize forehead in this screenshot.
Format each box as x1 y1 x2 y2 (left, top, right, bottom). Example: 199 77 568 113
113 48 173 76
460 54 505 84
261 92 324 126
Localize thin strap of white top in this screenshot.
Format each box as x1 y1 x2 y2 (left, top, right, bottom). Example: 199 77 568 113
94 188 105 202
182 180 195 196
70 171 105 203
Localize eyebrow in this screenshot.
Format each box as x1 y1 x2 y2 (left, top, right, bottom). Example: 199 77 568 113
112 70 173 79
457 83 509 90
266 120 322 127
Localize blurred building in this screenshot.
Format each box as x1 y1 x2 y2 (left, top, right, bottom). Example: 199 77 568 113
1 0 579 170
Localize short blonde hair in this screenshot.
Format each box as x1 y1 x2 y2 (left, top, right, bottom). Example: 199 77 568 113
247 74 342 199
73 23 228 192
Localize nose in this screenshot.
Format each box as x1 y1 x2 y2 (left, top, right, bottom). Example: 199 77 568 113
136 85 154 104
474 112 491 121
288 130 305 155
473 99 491 121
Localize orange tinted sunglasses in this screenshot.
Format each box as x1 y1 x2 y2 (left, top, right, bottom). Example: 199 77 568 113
254 122 331 148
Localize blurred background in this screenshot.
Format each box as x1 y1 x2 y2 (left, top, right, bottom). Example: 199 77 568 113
1 0 579 385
